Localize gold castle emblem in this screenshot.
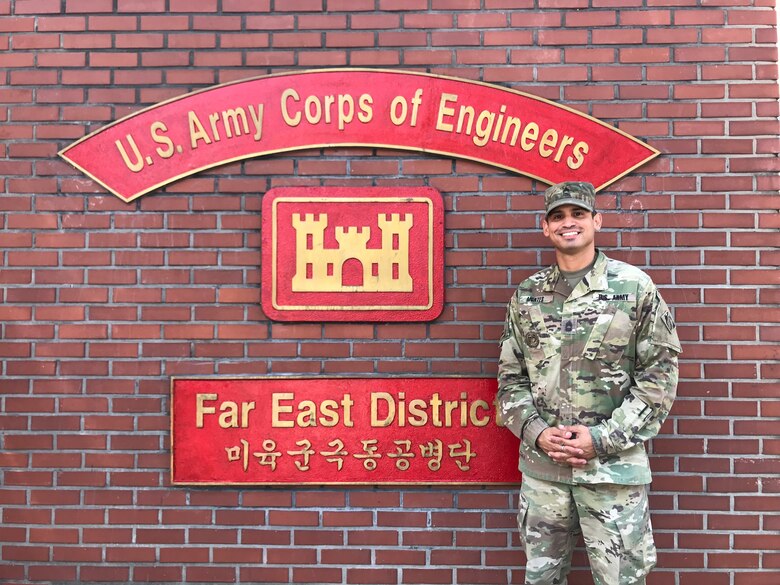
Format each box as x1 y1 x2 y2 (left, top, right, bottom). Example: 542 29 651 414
291 212 414 292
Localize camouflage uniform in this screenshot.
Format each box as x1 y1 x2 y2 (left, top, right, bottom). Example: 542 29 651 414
517 475 656 585
497 183 681 585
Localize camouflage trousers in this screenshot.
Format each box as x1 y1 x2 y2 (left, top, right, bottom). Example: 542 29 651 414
516 475 656 585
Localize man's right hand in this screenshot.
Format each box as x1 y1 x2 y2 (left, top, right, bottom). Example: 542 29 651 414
536 426 588 467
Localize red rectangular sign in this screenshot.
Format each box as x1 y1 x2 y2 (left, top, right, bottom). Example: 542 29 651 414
261 186 444 322
171 377 521 485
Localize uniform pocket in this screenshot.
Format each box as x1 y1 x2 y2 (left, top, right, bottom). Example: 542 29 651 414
583 305 632 364
516 493 530 547
616 496 657 583
519 306 557 362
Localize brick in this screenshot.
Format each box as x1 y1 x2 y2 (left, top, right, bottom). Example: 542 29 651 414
65 0 113 12
14 0 61 14
0 4 777 582
2 545 51 562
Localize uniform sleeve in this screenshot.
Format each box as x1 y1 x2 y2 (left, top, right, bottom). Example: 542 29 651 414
589 288 681 458
497 295 549 448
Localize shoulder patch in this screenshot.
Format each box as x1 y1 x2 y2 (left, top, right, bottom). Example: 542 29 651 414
650 292 682 353
661 310 676 334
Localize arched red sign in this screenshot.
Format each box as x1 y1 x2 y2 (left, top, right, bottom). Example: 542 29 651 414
59 69 659 202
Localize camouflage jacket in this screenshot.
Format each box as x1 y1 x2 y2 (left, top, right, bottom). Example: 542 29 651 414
497 250 681 485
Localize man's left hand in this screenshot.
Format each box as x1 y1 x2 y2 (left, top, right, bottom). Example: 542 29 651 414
549 425 597 467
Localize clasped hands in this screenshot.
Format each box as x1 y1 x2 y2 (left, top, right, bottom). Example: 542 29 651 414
536 425 597 467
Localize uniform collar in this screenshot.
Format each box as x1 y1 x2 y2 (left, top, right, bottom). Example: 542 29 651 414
542 250 609 298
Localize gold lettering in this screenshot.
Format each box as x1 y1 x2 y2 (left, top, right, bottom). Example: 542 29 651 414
271 392 354 428
432 93 587 169
337 94 354 130
436 93 457 132
221 107 249 138
208 112 221 142
408 399 428 426
319 399 339 427
271 392 294 428
281 88 301 126
341 393 354 428
456 105 475 134
214 400 255 428
241 401 255 427
188 111 212 149
357 94 373 123
567 141 589 169
444 399 459 427
195 394 253 428
501 115 522 146
371 392 394 427
305 95 322 124
539 128 558 158
296 400 317 428
473 110 495 147
115 134 144 173
248 104 264 140
520 122 539 151
218 400 239 428
555 134 575 163
470 400 490 426
409 88 423 127
390 95 407 126
492 104 507 142
282 91 372 128
459 392 469 426
323 94 335 124
195 393 217 428
397 392 406 426
264 390 491 430
151 122 174 159
430 393 443 427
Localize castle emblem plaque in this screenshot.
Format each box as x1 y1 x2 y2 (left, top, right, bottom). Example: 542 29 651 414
261 186 444 322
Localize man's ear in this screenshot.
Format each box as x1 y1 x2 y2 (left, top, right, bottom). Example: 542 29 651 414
541 215 550 237
593 212 603 231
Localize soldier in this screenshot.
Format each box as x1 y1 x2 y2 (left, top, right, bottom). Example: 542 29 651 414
497 182 681 585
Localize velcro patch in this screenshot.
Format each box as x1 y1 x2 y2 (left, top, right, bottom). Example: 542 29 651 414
522 295 553 304
595 293 636 302
661 310 676 333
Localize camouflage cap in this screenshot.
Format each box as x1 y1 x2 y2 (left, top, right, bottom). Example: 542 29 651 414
544 181 596 214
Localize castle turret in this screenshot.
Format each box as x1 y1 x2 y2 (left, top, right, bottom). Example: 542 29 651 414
335 226 371 250
376 213 413 291
291 213 329 291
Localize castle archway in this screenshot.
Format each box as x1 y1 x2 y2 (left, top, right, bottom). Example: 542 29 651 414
341 258 364 288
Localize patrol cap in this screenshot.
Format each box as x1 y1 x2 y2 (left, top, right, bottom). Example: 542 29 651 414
544 181 596 214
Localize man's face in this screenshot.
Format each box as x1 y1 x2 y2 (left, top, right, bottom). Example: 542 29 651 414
542 204 602 255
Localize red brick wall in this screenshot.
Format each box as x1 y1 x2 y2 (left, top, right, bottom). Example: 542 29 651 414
1 1 779 584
